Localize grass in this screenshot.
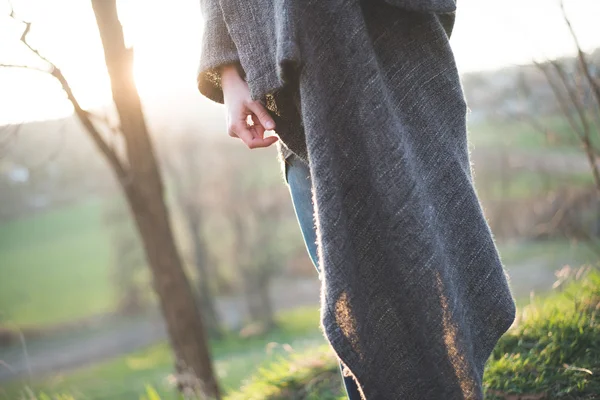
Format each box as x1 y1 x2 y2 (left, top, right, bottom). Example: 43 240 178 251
0 197 117 327
485 269 600 399
224 270 600 400
468 115 591 152
482 171 593 201
2 255 598 400
2 307 327 400
226 346 344 400
24 267 588 400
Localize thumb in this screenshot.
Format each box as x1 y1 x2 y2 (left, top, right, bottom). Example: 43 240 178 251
247 101 276 131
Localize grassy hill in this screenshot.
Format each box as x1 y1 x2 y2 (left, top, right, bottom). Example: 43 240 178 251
227 270 600 400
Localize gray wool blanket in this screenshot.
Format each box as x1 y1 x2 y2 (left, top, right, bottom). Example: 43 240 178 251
198 1 517 398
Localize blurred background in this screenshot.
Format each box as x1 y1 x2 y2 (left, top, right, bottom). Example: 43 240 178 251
0 0 599 399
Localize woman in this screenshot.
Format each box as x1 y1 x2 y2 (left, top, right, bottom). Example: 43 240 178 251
197 1 516 398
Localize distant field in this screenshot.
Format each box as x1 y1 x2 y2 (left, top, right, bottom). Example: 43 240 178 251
482 170 593 201
468 115 590 151
499 239 596 266
0 195 595 328
0 198 117 327
0 115 595 328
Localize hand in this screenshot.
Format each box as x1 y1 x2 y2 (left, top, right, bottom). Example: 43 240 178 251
221 64 278 149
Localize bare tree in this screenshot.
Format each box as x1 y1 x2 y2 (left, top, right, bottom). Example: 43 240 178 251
525 0 600 242
163 134 222 339
534 1 600 193
221 153 289 331
232 199 283 330
102 197 146 315
2 2 220 397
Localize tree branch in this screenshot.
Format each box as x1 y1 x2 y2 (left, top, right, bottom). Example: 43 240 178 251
50 66 130 181
557 1 600 194
535 61 585 142
8 0 52 67
552 61 600 193
0 64 48 73
560 0 600 108
550 59 597 148
4 7 130 183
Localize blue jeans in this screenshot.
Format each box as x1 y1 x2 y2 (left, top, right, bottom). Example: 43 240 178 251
285 154 362 400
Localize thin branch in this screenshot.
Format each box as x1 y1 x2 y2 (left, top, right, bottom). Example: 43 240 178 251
535 60 600 193
556 2 600 194
561 0 600 108
87 110 121 136
575 64 600 138
16 21 53 68
535 61 585 141
506 72 580 148
5 7 131 183
550 59 599 152
50 67 129 180
0 63 48 73
501 109 579 148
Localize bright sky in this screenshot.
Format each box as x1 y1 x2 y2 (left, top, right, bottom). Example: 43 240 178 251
0 0 599 125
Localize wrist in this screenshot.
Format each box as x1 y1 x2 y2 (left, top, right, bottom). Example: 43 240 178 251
221 63 243 87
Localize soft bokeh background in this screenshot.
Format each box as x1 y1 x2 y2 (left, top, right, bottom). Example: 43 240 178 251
0 0 599 399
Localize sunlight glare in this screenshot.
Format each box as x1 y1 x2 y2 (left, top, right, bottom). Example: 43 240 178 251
0 0 599 125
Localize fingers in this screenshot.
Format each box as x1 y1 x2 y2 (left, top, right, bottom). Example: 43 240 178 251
251 114 266 139
246 100 276 131
230 121 278 149
255 135 279 148
226 99 278 149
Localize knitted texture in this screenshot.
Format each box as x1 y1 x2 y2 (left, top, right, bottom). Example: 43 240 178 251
197 0 240 104
198 1 516 398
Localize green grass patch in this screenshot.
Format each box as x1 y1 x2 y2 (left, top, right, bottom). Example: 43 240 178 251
482 171 593 201
468 115 592 152
226 345 343 400
0 198 117 327
227 271 600 400
484 269 600 399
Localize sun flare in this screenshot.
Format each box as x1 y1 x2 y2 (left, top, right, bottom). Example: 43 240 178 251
0 0 599 125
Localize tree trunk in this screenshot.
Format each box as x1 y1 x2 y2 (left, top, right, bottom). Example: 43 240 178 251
241 267 276 330
90 1 220 397
188 207 222 338
102 199 145 315
256 274 275 329
161 140 223 338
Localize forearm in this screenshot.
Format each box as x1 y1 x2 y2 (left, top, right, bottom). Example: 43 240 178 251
220 62 246 84
197 0 241 103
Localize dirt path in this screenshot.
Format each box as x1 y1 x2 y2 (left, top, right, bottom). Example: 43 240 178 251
0 316 166 383
0 277 321 383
